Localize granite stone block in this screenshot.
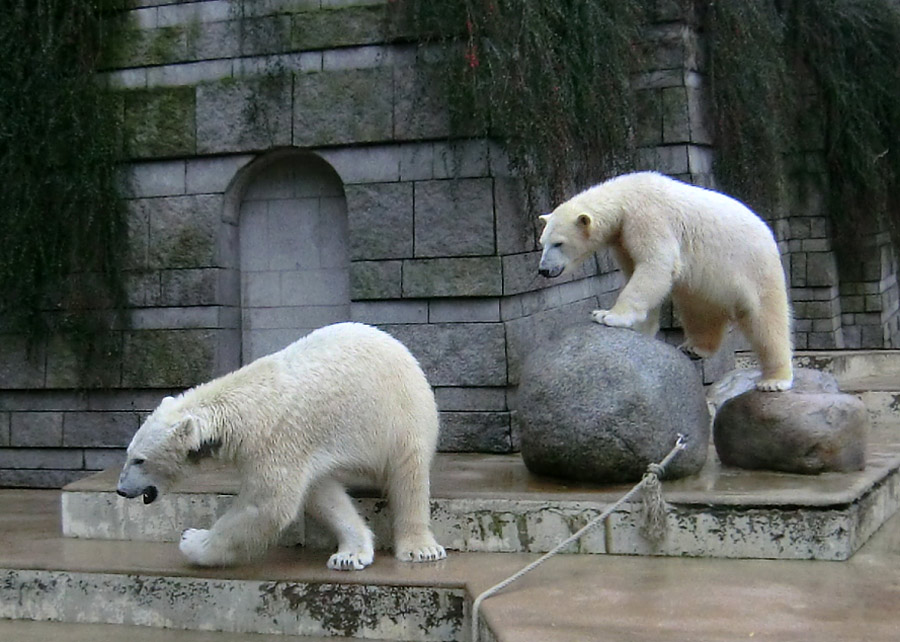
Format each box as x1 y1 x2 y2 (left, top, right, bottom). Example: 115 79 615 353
63 412 141 448
291 5 385 51
393 65 451 140
494 178 534 256
662 86 690 143
414 179 494 257
438 412 512 453
294 68 393 146
428 298 500 323
240 15 293 57
85 448 127 471
346 183 414 260
124 87 196 158
127 161 187 198
122 330 217 387
382 323 507 387
10 413 63 448
0 468 86 488
434 387 507 412
44 334 123 390
197 75 292 154
160 269 220 306
402 258 502 298
0 448 84 470
148 195 221 269
635 89 663 147
0 338 45 389
349 261 402 300
350 300 428 325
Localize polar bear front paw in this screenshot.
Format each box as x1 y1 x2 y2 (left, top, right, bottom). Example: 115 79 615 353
327 547 374 571
591 308 641 329
395 537 447 564
179 528 225 566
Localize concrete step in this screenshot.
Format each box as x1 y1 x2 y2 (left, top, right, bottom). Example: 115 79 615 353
735 349 900 426
1 491 469 642
6 490 900 642
63 417 900 561
0 620 367 642
736 349 900 381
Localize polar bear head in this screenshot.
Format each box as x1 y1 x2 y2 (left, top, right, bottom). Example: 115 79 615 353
116 396 216 505
537 200 597 278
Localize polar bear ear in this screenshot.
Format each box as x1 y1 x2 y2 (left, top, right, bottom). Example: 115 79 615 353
576 213 592 236
538 213 550 226
173 415 201 452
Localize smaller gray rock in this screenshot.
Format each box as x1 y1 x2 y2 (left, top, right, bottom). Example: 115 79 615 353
707 367 840 415
714 388 867 474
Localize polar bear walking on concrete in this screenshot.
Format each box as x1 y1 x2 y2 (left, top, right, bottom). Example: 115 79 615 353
538 171 793 391
116 322 447 570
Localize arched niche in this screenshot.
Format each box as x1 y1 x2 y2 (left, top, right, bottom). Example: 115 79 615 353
222 149 349 364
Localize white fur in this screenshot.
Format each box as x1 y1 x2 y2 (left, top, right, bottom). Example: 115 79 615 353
538 172 793 391
118 322 447 569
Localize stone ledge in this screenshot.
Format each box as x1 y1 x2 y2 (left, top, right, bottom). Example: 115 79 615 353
62 421 900 560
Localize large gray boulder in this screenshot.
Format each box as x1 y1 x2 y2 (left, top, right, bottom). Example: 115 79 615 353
516 323 710 483
714 376 868 474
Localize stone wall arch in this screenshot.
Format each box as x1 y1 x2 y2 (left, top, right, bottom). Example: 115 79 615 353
223 149 349 364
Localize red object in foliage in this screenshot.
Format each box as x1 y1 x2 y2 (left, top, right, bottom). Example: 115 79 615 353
465 45 480 68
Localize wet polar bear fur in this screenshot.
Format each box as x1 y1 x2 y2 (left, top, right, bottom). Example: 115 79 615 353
538 171 793 392
116 322 446 570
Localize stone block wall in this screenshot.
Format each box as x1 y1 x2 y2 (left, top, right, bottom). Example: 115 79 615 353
1 0 896 486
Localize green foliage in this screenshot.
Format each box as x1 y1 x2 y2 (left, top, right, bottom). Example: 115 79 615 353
706 0 793 214
707 0 900 251
0 0 127 343
393 0 647 206
790 0 900 250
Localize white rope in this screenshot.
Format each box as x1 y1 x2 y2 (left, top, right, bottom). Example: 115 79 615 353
470 434 688 642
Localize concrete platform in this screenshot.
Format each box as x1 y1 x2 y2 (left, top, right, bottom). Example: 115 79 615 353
4 489 900 641
62 416 900 561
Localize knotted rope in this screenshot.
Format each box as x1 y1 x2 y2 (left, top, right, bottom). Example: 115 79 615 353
470 434 688 642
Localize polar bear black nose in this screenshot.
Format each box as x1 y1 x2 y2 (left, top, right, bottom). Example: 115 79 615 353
116 489 128 498
538 268 551 277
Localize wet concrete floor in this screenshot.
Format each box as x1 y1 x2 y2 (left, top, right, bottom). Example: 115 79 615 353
2 489 900 641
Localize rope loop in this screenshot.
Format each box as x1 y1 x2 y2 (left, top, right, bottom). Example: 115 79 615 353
645 462 665 477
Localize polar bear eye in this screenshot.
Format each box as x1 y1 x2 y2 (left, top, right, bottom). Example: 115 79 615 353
552 242 563 248
132 458 145 466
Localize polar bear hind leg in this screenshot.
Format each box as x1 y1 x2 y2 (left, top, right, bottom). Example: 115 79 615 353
736 292 794 392
389 465 446 563
307 478 375 571
674 291 730 359
386 441 446 563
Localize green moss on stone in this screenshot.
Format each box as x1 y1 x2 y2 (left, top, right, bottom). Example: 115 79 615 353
291 5 386 51
294 68 393 146
123 87 196 159
146 26 187 65
122 330 216 387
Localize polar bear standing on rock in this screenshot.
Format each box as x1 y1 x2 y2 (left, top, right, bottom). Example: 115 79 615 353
116 322 447 570
538 171 793 392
